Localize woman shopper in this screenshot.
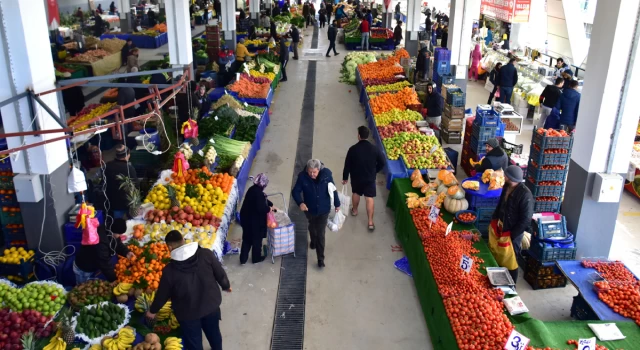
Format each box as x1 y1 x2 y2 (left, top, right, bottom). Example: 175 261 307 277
291 159 340 268
487 62 502 104
239 174 273 265
469 43 482 82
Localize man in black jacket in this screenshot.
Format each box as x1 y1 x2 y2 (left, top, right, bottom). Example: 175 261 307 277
490 166 533 283
393 20 403 47
214 0 221 19
326 1 333 24
147 231 231 350
475 138 508 173
424 83 443 127
498 58 518 104
415 42 430 82
342 126 385 231
487 62 502 104
291 26 300 60
279 37 289 82
74 218 134 283
121 39 135 67
539 77 564 127
104 144 138 218
326 20 339 57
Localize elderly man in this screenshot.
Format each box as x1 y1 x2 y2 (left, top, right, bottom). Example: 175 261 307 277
292 159 340 268
475 138 509 173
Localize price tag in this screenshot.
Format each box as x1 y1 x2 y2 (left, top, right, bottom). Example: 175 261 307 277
504 330 530 350
198 150 204 157
224 90 228 95
460 255 473 273
209 138 215 144
430 145 438 154
428 206 439 223
578 338 596 350
214 116 219 121
445 221 453 236
426 195 436 207
244 102 248 107
244 65 250 73
235 72 240 81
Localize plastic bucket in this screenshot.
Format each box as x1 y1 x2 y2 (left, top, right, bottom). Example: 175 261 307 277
140 128 160 149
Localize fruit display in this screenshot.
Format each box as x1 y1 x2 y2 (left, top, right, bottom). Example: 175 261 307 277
97 38 126 53
163 337 184 350
3 281 66 316
74 302 128 341
339 52 377 84
456 212 476 223
132 333 162 350
0 246 34 264
67 103 116 131
358 49 408 81
100 326 136 350
134 291 172 321
371 28 393 39
112 282 134 303
374 109 423 126
66 49 111 63
115 242 170 290
533 144 570 154
536 196 560 201
143 205 223 228
504 119 519 131
377 120 417 138
369 87 421 115
382 132 448 169
530 161 565 170
481 169 505 190
69 280 115 308
462 180 479 191
366 80 411 93
0 309 56 349
536 127 570 137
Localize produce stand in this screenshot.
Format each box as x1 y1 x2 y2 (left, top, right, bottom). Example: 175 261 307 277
236 109 270 196
72 52 122 76
100 33 169 49
229 86 274 108
388 178 640 349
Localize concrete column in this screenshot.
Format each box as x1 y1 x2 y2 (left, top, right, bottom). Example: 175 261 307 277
165 0 193 67
404 0 422 55
119 0 132 32
0 0 77 251
221 0 237 50
562 0 640 258
249 0 260 19
447 0 480 90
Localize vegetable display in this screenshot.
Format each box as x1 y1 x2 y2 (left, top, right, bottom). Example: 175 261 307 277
228 77 270 98
339 52 377 84
358 49 408 81
199 106 239 138
67 49 111 63
234 114 260 143
210 135 250 171
74 302 127 340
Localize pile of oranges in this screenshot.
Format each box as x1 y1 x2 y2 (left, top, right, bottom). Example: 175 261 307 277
169 167 234 194
115 242 170 291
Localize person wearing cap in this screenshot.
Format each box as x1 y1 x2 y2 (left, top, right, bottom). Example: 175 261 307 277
74 218 135 284
475 138 508 173
489 165 533 283
147 231 231 350
104 144 138 219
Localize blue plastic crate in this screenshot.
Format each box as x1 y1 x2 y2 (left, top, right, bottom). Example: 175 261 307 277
2 225 25 240
0 208 22 225
474 220 490 237
474 113 500 127
532 132 574 150
469 136 487 155
465 192 500 210
471 123 498 142
0 192 16 205
435 60 451 75
0 157 11 171
531 215 568 240
434 47 451 62
530 146 571 166
525 180 564 197
529 239 577 261
496 122 505 137
64 210 104 243
476 107 499 119
0 258 34 280
526 161 569 182
476 207 494 222
439 74 455 85
533 200 562 213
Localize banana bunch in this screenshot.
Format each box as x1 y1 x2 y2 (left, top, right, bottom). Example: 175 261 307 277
43 337 67 350
89 345 102 350
113 282 133 296
168 313 179 329
135 291 155 313
157 300 172 321
164 337 183 350
102 327 136 350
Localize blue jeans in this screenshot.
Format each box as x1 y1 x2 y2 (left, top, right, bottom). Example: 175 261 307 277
500 86 514 104
361 32 370 51
73 262 94 285
180 310 223 350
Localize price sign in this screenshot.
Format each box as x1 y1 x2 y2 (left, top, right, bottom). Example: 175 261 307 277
214 116 219 121
224 90 228 95
198 149 204 157
430 145 438 154
208 138 215 144
445 221 453 236
235 72 240 81
504 329 530 350
426 195 436 207
460 255 473 273
428 206 439 223
578 338 596 350
244 102 248 107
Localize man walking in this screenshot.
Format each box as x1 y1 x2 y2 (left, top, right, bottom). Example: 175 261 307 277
498 58 518 104
326 20 340 57
558 80 581 132
303 1 310 27
279 36 289 82
147 231 231 350
326 1 333 24
342 126 385 231
539 77 564 127
291 26 300 60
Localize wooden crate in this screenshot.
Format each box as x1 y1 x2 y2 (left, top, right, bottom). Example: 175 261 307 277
441 128 462 144
441 116 463 131
443 104 465 119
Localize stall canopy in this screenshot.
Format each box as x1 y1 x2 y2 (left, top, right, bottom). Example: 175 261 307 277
480 0 531 23
47 0 60 30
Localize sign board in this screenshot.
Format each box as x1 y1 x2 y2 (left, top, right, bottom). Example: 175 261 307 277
460 255 473 273
445 221 453 236
480 0 531 23
47 0 61 30
504 329 530 350
429 206 439 223
578 338 596 350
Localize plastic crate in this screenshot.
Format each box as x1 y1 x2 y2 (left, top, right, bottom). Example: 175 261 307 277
532 131 574 150
0 191 16 205
434 47 451 62
439 74 455 85
469 136 487 155
526 161 569 182
0 258 34 281
531 214 568 240
465 192 500 210
0 207 22 225
474 220 490 237
446 90 466 107
523 251 563 277
533 200 562 213
525 271 568 290
2 224 25 241
474 113 500 127
471 123 498 142
529 146 571 166
570 295 599 321
0 157 11 171
529 239 577 261
476 207 494 222
496 122 505 137
525 180 564 197
435 60 451 75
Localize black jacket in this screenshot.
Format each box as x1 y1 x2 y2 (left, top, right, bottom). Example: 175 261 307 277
326 4 333 15
425 16 432 31
270 22 277 39
343 140 385 184
279 39 289 62
121 44 135 66
499 62 518 88
393 25 403 41
117 87 136 119
240 184 273 240
104 159 138 211
425 91 444 117
214 1 221 16
328 25 337 42
441 31 448 47
540 84 562 109
416 47 428 71
74 226 130 282
475 146 508 172
193 91 212 119
489 68 501 85
492 183 534 246
150 244 230 321
291 27 300 42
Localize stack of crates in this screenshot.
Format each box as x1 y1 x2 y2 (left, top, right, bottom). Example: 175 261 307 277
526 213 576 289
206 24 223 64
460 107 503 176
440 85 464 144
0 158 25 249
525 130 574 213
432 48 451 90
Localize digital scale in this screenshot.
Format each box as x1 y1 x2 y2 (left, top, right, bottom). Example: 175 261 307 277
494 103 515 116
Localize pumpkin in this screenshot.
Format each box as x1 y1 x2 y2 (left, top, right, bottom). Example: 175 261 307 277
450 186 466 200
437 184 449 194
444 196 469 213
435 178 442 186
443 172 457 186
438 169 450 180
447 185 460 196
410 169 421 181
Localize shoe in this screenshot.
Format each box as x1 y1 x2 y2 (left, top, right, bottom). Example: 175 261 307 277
326 54 331 57
318 261 325 268
253 256 266 264
280 78 288 82
334 52 340 56
293 57 299 60
310 242 316 249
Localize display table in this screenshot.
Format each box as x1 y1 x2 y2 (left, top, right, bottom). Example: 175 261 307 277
387 178 640 349
73 52 122 76
236 109 270 196
100 33 168 49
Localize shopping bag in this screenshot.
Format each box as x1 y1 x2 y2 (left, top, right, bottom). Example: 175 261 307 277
181 119 199 139
82 217 100 246
327 210 346 232
267 211 277 229
495 88 501 99
337 186 350 217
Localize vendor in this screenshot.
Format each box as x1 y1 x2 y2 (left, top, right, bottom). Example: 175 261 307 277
121 39 135 67
489 165 533 283
475 138 508 172
93 13 105 37
74 218 135 283
193 82 212 120
554 58 570 78
424 82 443 127
75 7 84 21
234 38 255 70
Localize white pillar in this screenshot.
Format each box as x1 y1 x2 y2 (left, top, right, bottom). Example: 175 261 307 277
221 0 237 50
448 0 480 80
165 0 193 67
562 0 640 259
0 0 67 175
249 0 260 19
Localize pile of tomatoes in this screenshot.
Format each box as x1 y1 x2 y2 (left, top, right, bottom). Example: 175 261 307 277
457 212 476 223
536 180 563 186
536 196 560 202
530 161 566 170
533 144 570 154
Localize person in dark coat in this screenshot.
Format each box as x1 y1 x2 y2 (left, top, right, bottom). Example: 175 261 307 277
475 138 509 172
342 126 385 231
239 174 273 264
326 1 333 24
498 58 518 104
248 21 256 39
487 62 502 104
110 2 117 14
279 37 289 82
214 0 221 18
62 86 86 116
147 9 157 27
147 231 231 350
238 8 246 20
117 85 137 119
74 218 134 283
291 26 300 59
319 8 327 28
558 79 580 131
292 159 340 268
539 77 564 127
490 166 534 283
271 4 281 17
104 144 138 217
393 20 403 47
126 67 148 105
93 14 105 37
441 25 449 47
283 1 290 13
270 20 277 40
121 38 135 66
424 83 443 127
414 42 430 82
303 2 311 27
425 13 432 35
326 20 339 57
96 4 104 14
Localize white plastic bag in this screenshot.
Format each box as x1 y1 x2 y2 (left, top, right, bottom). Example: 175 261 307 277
337 186 351 217
327 210 346 232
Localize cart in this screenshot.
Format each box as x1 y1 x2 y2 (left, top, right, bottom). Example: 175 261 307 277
266 192 296 263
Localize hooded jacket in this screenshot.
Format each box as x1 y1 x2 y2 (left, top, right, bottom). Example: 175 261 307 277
292 166 340 216
475 146 508 173
559 88 580 126
150 243 230 321
74 226 130 282
424 89 443 117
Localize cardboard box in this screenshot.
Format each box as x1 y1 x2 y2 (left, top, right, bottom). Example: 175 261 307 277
441 115 464 131
443 104 465 119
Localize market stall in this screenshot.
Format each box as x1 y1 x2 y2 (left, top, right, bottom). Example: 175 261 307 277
342 18 395 50
100 32 168 49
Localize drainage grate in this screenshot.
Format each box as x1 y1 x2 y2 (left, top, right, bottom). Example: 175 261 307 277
270 59 317 350
311 25 319 49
